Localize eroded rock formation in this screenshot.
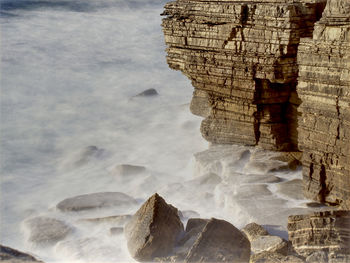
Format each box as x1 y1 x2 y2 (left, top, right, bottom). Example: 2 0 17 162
161 0 350 207
296 0 350 208
288 211 350 258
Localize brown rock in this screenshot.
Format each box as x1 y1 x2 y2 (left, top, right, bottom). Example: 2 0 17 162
250 252 305 263
288 210 350 257
241 222 268 242
185 218 250 263
124 193 184 261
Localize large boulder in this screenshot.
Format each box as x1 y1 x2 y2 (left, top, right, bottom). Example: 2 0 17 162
124 193 184 261
56 192 137 212
0 245 43 262
185 218 251 263
24 216 73 246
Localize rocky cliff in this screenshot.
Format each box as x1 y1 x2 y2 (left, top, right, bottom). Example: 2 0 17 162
161 0 350 207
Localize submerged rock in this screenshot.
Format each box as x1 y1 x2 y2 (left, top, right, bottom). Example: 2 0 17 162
0 244 44 262
112 164 146 177
24 216 73 246
78 214 132 226
134 88 159 97
57 192 137 212
276 179 304 200
124 193 184 261
110 227 124 236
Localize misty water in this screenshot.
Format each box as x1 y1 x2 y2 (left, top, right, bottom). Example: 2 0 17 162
1 0 324 262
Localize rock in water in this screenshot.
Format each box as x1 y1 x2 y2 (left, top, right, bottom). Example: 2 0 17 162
56 192 137 212
112 164 146 177
24 217 73 246
185 218 250 263
0 244 44 262
124 193 184 261
134 88 159 97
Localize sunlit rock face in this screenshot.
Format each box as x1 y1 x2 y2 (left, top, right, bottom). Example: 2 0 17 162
161 0 350 207
161 0 326 151
296 0 350 208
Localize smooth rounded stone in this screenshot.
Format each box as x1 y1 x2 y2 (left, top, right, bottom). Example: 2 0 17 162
110 227 124 236
184 218 251 263
306 251 328 263
250 252 305 263
124 193 184 261
57 192 137 212
0 244 44 262
241 222 268 241
78 214 132 226
112 164 146 177
251 235 288 255
275 179 304 200
24 216 73 246
134 88 159 97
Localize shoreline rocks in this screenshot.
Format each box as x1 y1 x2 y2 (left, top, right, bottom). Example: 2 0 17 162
0 245 44 263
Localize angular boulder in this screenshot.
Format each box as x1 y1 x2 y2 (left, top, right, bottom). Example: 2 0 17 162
185 218 250 263
124 193 184 261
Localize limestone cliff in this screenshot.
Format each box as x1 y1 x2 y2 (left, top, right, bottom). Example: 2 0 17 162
161 0 350 207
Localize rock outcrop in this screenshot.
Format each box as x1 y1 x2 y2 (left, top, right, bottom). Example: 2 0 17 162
288 210 350 257
161 0 350 207
296 0 350 208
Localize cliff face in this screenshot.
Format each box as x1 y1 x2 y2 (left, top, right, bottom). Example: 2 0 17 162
161 0 350 207
296 0 350 208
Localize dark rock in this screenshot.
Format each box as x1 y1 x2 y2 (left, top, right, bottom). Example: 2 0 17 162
110 227 124 235
24 217 73 246
184 218 250 263
56 192 137 212
180 210 200 220
241 222 268 242
134 88 158 97
0 244 43 262
124 193 184 261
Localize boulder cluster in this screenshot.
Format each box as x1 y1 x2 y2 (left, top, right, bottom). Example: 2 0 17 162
124 194 350 263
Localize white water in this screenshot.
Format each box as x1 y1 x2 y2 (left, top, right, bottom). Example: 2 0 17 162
1 0 325 262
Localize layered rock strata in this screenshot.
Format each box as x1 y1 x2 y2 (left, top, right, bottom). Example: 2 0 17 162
296 0 350 208
288 210 350 257
162 0 326 151
161 0 350 207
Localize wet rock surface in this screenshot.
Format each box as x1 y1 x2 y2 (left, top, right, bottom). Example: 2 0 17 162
241 222 268 242
112 164 147 177
24 216 73 246
56 192 137 212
